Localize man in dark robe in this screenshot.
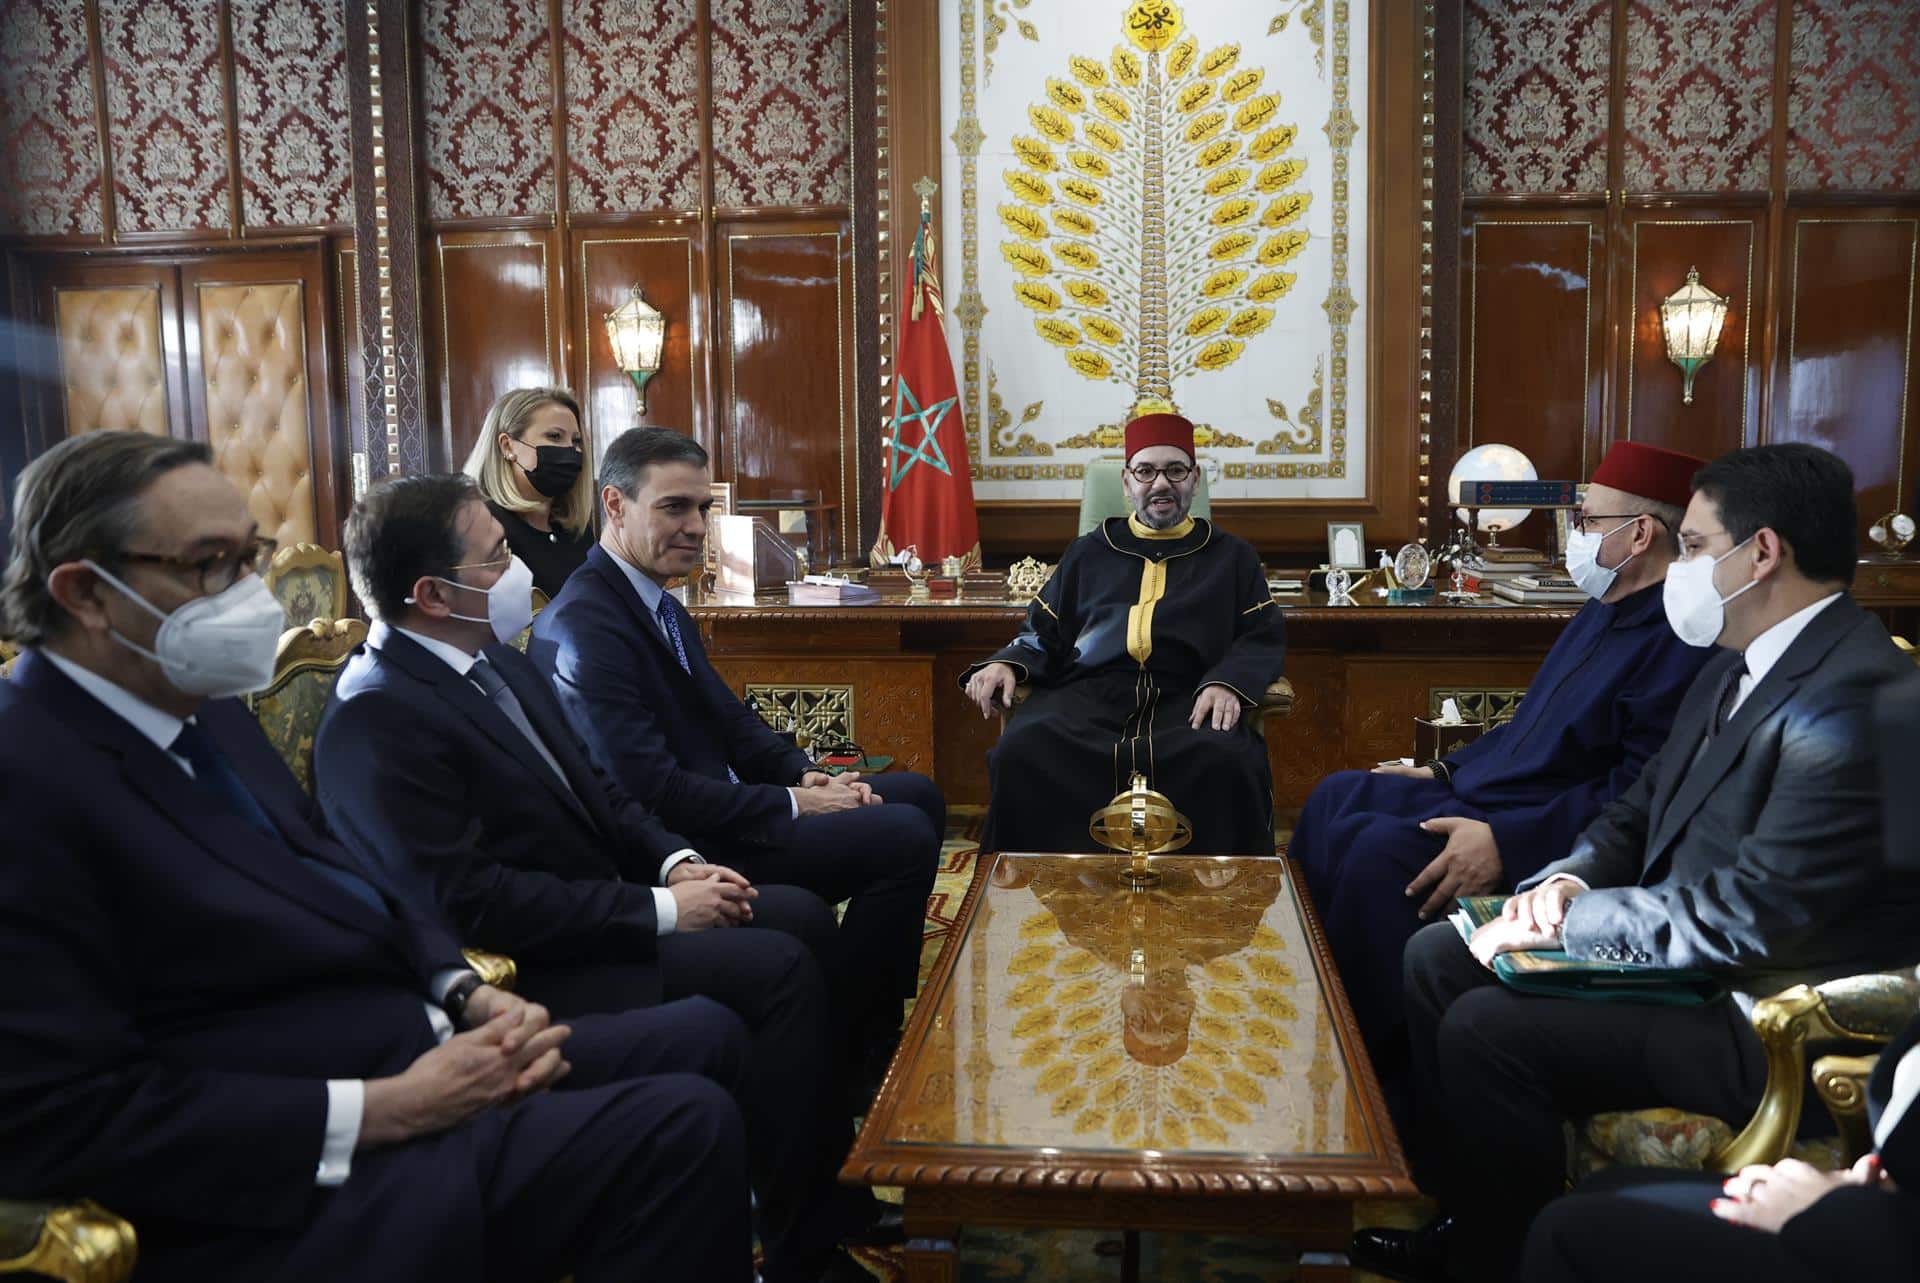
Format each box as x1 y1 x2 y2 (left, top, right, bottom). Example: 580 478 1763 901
1291 440 1711 1077
963 412 1286 855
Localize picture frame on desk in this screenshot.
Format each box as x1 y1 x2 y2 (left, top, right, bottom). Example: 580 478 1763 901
703 483 732 578
1327 521 1366 569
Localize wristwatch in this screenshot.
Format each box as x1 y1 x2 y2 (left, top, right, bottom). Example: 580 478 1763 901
1426 759 1454 787
441 972 486 1027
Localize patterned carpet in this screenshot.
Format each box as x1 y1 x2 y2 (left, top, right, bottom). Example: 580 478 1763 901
846 807 1426 1282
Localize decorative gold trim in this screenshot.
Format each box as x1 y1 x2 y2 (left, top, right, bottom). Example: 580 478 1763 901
363 0 401 474
1789 219 1916 509
1466 220 1594 476
1625 220 1755 440
742 683 855 746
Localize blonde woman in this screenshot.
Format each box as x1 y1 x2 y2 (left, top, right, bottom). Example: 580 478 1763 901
462 386 595 596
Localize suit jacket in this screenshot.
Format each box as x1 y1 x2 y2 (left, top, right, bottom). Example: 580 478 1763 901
1524 596 1920 995
529 545 813 848
0 651 462 1230
317 627 679 986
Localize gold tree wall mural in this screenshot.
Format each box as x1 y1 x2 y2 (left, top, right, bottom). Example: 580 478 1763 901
997 1 1313 424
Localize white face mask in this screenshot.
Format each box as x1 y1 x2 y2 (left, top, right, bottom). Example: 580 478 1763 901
409 554 535 645
1565 519 1638 600
1662 535 1758 648
85 561 285 697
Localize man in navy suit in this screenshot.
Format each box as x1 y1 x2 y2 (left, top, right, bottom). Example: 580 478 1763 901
529 428 944 1083
0 431 752 1282
316 473 887 1283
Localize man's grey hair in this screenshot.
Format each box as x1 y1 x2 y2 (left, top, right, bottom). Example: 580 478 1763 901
1618 493 1685 534
1 431 211 646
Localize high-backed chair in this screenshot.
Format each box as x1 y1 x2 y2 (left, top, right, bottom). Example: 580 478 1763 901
248 616 367 793
1075 457 1212 536
263 542 348 629
0 639 17 681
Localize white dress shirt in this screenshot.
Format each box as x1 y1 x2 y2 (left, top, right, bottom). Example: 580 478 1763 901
605 550 806 819
376 622 697 929
36 650 466 1188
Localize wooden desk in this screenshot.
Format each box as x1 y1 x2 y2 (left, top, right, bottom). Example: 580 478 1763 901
686 587 1579 813
842 851 1414 1281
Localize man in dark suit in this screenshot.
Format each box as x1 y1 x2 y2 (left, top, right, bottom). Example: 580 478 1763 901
528 427 944 1080
316 473 885 1283
0 431 753 1282
1519 667 1920 1282
1355 444 1920 1282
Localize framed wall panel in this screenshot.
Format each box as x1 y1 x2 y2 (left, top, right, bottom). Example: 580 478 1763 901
1620 211 1764 461
1461 214 1604 486
430 231 561 468
1621 0 1775 194
718 224 855 557
1773 211 1919 539
573 222 705 458
30 259 189 443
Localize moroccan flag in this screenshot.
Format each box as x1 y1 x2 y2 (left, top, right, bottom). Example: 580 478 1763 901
872 201 980 569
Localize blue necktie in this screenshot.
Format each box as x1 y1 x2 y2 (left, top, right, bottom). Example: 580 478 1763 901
655 596 741 784
169 721 392 917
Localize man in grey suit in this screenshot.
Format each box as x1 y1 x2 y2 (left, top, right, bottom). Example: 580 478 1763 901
1353 443 1920 1283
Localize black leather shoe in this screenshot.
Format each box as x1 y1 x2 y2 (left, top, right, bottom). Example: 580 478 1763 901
1348 1216 1454 1282
838 1202 904 1248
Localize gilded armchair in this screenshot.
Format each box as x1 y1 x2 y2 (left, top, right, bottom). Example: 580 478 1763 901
0 639 18 680
1578 969 1920 1176
263 542 349 629
247 617 369 793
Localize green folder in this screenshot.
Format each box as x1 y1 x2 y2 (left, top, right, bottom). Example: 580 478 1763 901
1452 895 1724 1006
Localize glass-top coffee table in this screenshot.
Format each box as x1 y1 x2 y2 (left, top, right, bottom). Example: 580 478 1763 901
843 852 1414 1282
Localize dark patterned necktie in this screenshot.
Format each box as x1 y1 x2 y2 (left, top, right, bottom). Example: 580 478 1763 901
655 595 740 783
1713 658 1749 737
169 721 391 917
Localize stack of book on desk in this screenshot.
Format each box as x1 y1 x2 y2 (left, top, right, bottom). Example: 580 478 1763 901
787 575 880 606
1487 570 1586 605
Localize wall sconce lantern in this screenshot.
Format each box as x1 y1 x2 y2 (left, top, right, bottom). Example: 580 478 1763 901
604 285 666 416
1660 266 1730 406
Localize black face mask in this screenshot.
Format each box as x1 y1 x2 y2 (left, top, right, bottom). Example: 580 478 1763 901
515 444 584 498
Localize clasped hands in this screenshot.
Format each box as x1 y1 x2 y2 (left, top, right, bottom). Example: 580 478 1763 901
1712 1154 1894 1232
1466 878 1583 968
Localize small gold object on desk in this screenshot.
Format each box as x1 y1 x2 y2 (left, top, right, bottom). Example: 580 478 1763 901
1005 555 1052 604
1869 511 1915 558
901 549 931 601
1089 772 1193 888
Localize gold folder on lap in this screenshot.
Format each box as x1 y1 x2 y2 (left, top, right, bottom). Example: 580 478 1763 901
1451 895 1724 1006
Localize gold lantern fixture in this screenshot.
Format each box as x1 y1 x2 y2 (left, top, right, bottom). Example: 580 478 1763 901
1659 266 1730 406
604 285 666 416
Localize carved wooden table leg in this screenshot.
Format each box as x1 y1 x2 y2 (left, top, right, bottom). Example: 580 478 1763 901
901 1201 960 1283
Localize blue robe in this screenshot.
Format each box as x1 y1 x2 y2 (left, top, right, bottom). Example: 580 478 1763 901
1291 581 1711 1067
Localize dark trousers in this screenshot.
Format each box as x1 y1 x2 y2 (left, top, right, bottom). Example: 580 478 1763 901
721 771 944 1047
1523 1168 1829 1283
519 895 859 1281
1402 922 1766 1282
140 999 755 1283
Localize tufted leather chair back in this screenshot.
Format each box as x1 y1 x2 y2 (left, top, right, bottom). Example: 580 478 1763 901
54 286 169 436
197 282 317 548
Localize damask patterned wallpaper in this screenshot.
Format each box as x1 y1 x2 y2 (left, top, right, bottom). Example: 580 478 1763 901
1623 0 1774 192
231 0 353 229
1787 0 1920 190
99 0 231 235
564 0 703 214
420 0 556 221
1463 0 1611 195
0 0 102 237
710 0 850 208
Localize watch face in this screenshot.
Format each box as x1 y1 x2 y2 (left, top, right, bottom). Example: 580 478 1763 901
1394 542 1431 590
1894 513 1916 539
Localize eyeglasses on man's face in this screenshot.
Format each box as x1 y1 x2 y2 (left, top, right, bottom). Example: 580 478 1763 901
113 535 278 596
1126 462 1196 485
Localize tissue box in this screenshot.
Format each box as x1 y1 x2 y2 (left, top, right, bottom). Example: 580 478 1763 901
1414 717 1488 762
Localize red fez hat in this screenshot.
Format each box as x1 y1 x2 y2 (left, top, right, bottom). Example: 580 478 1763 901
1125 412 1196 461
1590 440 1703 511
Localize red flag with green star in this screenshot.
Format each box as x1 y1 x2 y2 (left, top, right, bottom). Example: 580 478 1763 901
871 200 980 569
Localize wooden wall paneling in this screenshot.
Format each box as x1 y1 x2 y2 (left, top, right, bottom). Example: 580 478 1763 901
718 220 856 560
179 245 340 547
1772 208 1919 538
710 654 936 779
1618 207 1766 460
29 257 187 441
1461 213 1605 486
331 237 364 501
429 228 561 468
571 218 706 459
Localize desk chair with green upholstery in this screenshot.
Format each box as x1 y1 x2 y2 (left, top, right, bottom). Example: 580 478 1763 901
1 620 518 1283
1016 457 1290 721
